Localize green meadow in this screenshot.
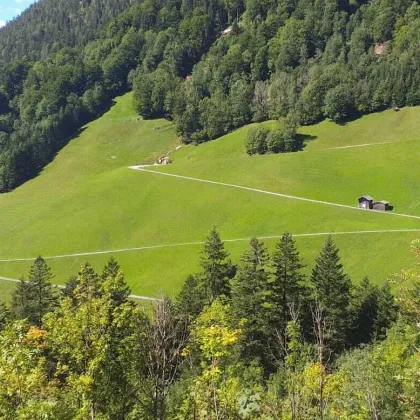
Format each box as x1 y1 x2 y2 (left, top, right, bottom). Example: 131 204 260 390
1 93 419 299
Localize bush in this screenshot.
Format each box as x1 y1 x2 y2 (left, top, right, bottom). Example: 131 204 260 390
267 126 285 153
245 127 269 155
245 121 302 155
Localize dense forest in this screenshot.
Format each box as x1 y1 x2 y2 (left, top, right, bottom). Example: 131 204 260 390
0 231 418 418
2 0 420 192
0 0 140 63
2 1 420 192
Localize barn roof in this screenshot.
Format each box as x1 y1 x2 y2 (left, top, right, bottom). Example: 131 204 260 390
358 195 374 201
374 200 389 205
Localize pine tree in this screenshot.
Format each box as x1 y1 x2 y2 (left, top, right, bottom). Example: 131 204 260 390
11 257 57 326
175 274 207 321
101 258 130 307
349 277 379 346
374 281 398 340
199 227 234 302
62 276 79 300
244 237 269 269
11 277 32 321
103 270 131 308
310 236 352 352
27 256 58 326
231 238 271 366
101 256 121 280
271 233 307 350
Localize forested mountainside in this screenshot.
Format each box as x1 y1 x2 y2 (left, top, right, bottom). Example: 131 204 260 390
2 0 420 193
0 0 139 63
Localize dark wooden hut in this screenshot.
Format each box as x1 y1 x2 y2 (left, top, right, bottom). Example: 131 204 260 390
358 195 374 209
372 200 390 211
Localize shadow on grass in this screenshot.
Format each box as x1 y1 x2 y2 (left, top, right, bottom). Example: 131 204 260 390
299 134 318 150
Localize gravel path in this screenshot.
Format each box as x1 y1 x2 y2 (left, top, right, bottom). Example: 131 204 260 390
130 166 420 221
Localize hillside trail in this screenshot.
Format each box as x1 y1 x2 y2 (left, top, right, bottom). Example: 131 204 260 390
321 141 392 150
2 229 420 300
130 166 420 221
1 229 420 263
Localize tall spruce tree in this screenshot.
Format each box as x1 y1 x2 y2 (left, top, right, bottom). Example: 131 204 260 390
62 276 79 300
231 238 272 366
175 274 207 321
101 256 121 280
101 258 130 306
11 277 32 321
11 257 58 326
271 233 307 350
310 236 352 352
349 277 379 346
199 227 234 302
28 256 58 326
374 281 398 340
348 278 397 346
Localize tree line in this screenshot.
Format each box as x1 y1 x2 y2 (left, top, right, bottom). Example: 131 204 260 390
0 230 418 418
3 1 420 192
0 0 139 64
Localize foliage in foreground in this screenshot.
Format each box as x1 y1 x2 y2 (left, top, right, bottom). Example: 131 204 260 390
0 234 418 419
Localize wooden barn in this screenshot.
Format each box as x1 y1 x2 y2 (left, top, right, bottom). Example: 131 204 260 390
372 200 390 211
358 195 374 209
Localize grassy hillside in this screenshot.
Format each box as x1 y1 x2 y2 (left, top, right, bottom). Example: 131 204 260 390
0 94 419 299
168 112 420 216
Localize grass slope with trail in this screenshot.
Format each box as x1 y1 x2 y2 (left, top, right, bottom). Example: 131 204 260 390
0 93 419 299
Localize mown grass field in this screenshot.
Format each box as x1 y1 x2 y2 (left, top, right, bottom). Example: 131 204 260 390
0 93 419 299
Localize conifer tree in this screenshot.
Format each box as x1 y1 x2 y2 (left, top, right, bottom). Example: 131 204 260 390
101 256 121 280
199 227 234 302
11 257 58 327
175 274 207 321
11 277 31 321
374 281 398 340
27 256 58 327
62 275 79 300
310 236 352 352
349 277 379 346
101 258 131 307
271 233 307 350
231 238 271 365
349 278 398 346
103 271 131 308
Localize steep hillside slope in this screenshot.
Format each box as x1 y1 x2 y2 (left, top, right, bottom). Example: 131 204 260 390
0 0 138 62
0 94 419 299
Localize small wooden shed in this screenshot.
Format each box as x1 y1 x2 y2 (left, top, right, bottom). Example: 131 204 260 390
373 200 390 211
358 195 374 209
